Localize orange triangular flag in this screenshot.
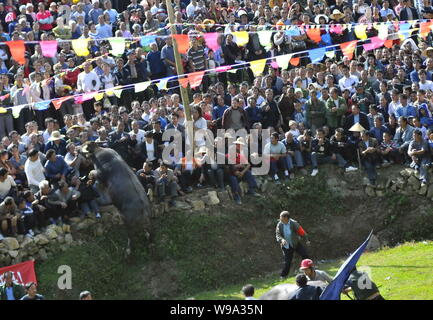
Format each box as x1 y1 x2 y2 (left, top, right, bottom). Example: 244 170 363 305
6 40 26 65
306 27 322 43
179 77 189 88
187 71 205 89
384 40 393 48
52 96 73 110
290 57 300 66
340 40 357 60
420 21 433 39
172 34 190 55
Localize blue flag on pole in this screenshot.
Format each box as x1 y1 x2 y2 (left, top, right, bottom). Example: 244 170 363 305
320 231 373 300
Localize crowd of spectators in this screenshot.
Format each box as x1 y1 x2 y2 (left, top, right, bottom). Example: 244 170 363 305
0 0 433 240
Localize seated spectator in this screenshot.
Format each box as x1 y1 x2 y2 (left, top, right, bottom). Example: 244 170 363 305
77 174 101 219
198 143 225 192
64 143 87 178
44 130 67 156
393 116 415 163
330 128 358 172
380 131 401 166
154 162 178 206
408 129 431 187
226 138 259 205
141 131 161 169
20 282 44 300
0 168 17 203
17 197 37 237
44 149 72 186
298 129 314 167
54 180 81 225
369 116 388 144
136 161 156 199
35 180 66 226
175 151 202 192
359 131 379 186
23 190 47 233
0 271 26 300
0 196 23 237
264 132 289 182
282 131 306 178
8 145 27 185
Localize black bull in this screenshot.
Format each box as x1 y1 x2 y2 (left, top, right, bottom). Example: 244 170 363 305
82 142 152 254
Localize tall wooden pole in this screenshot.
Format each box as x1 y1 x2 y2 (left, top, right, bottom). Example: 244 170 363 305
165 0 191 121
165 0 195 157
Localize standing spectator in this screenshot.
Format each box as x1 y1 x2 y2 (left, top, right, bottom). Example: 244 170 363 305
24 149 45 194
222 97 249 130
44 131 67 156
305 90 327 134
264 132 289 182
0 271 25 300
36 3 53 32
408 129 431 186
147 42 166 80
88 0 104 25
275 211 310 279
77 62 101 121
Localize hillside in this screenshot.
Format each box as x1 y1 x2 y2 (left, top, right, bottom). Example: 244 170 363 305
33 164 433 299
190 241 433 300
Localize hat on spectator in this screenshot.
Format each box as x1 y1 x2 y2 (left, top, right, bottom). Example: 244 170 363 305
70 125 85 131
233 137 246 145
330 9 344 20
294 88 303 95
349 123 366 132
314 14 329 25
237 10 248 18
48 131 65 141
426 47 433 52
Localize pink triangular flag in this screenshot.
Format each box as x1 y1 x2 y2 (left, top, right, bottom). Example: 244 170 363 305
40 40 58 58
204 33 220 52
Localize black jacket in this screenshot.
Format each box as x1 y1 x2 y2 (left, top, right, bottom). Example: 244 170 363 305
344 112 370 133
289 285 322 300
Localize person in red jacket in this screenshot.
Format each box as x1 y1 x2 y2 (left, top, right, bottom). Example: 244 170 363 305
36 2 53 31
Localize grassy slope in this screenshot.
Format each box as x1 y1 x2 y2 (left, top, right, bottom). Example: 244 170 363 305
189 241 433 300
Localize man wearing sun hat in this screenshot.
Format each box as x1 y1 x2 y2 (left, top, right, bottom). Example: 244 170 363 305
44 131 67 156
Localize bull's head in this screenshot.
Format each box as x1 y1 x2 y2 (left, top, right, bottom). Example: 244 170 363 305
80 141 99 158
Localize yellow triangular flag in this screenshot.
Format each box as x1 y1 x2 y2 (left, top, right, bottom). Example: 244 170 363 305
157 79 168 90
113 89 123 98
250 59 267 77
135 81 151 93
325 50 336 58
72 39 90 57
233 31 249 47
0 107 7 113
94 92 105 101
354 25 368 40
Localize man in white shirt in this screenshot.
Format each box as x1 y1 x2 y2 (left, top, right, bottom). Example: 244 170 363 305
129 120 145 144
388 89 401 118
77 61 101 120
103 0 118 24
186 0 197 18
418 69 433 92
24 149 45 194
338 64 359 94
0 168 16 202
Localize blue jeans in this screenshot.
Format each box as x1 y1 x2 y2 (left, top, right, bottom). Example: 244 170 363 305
311 152 347 169
229 170 258 195
286 150 304 170
270 158 288 176
362 158 377 183
412 158 430 183
207 166 225 189
80 200 99 215
157 178 178 198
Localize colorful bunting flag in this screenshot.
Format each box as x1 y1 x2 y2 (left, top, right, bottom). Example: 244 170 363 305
157 78 169 90
52 96 73 110
215 66 232 72
172 34 189 54
179 77 189 88
0 93 10 101
275 54 291 70
420 21 433 39
308 47 326 63
134 81 151 93
72 39 90 57
270 61 279 69
203 33 221 52
40 40 58 58
75 92 96 104
340 41 357 60
378 24 389 40
140 35 157 48
258 31 273 49
0 107 7 113
33 101 51 111
330 24 343 35
399 22 412 41
290 57 300 66
354 25 368 40
6 40 26 65
325 50 336 58
109 38 126 56
94 92 105 101
306 27 322 43
321 33 333 46
187 71 205 89
113 89 123 98
233 31 249 46
384 40 393 48
363 36 385 52
285 26 301 37
249 59 267 77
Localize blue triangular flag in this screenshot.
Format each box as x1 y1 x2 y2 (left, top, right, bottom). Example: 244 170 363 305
308 47 326 63
33 101 51 111
320 231 373 300
321 33 333 45
140 35 157 48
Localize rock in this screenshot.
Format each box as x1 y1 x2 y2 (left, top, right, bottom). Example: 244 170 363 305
408 176 420 190
54 225 64 235
385 178 393 189
2 237 19 250
2 254 11 266
38 249 48 261
34 234 49 246
419 184 428 196
174 201 191 210
57 235 65 244
45 228 58 240
366 234 381 251
207 191 220 205
362 177 370 186
376 190 385 197
76 219 95 231
62 224 71 233
260 180 270 193
365 185 376 197
400 168 415 178
64 234 73 245
8 250 18 258
427 185 433 198
60 245 68 252
16 235 24 243
190 200 205 211
69 217 82 224
95 226 104 237
21 237 34 249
